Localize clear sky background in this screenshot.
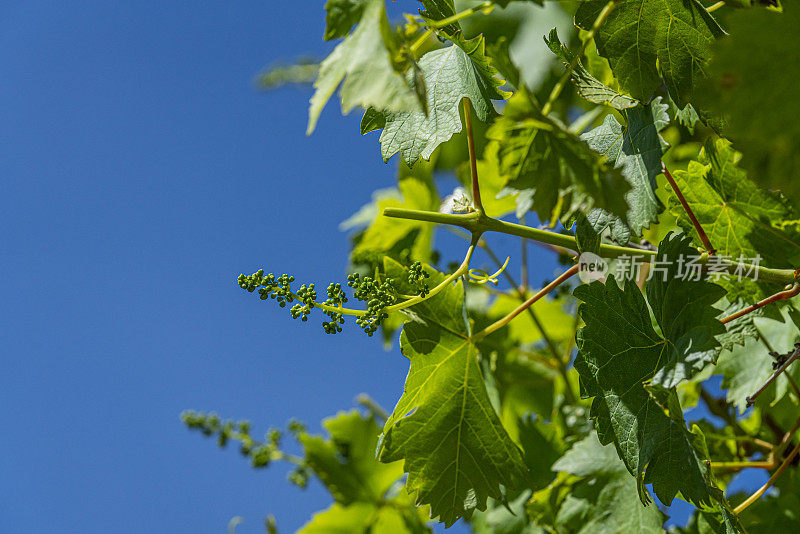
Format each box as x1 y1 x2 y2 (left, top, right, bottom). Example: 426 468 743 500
0 2 766 533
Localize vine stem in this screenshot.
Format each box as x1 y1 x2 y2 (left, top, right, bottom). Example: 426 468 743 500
384 208 652 258
424 1 493 29
463 98 483 211
480 241 577 404
707 1 726 13
541 0 619 116
721 284 800 324
409 28 434 55
381 207 798 285
710 460 776 470
472 265 580 342
411 2 493 55
663 164 716 254
745 347 800 407
734 440 800 515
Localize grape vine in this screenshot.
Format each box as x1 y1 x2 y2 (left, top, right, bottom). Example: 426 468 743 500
187 1 800 532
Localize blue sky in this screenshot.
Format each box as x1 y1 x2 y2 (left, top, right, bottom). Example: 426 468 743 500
0 2 766 533
0 2 483 532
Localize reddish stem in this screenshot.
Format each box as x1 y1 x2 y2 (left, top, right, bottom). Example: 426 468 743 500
721 284 800 325
472 264 579 341
745 348 799 408
663 164 716 254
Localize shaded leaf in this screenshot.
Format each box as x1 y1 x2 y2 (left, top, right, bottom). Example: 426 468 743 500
508 5 573 91
574 213 601 256
471 491 543 534
581 97 670 237
574 233 733 514
488 88 629 224
700 4 800 207
585 208 631 244
716 306 800 413
552 432 665 533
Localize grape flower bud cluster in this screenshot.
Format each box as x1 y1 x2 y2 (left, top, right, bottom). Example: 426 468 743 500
347 273 396 336
239 266 429 336
407 261 431 297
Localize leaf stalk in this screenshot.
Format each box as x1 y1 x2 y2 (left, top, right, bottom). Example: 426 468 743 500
663 164 717 254
472 264 580 342
463 98 483 212
480 241 577 404
721 284 800 325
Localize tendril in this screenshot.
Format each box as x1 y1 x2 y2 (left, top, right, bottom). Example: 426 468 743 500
468 256 510 286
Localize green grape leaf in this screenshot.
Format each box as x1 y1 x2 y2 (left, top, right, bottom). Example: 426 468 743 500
668 96 700 135
552 432 665 533
298 502 378 534
574 233 730 507
488 294 574 347
308 0 421 134
324 0 367 41
470 491 540 534
517 416 565 488
544 28 638 110
575 213 601 256
581 97 670 237
362 36 509 166
299 410 404 505
575 0 724 108
713 297 786 355
380 260 529 527
700 4 800 207
298 502 429 534
714 302 763 353
504 3 573 92
296 410 433 533
488 88 629 224
585 208 631 245
667 139 800 300
344 162 439 265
